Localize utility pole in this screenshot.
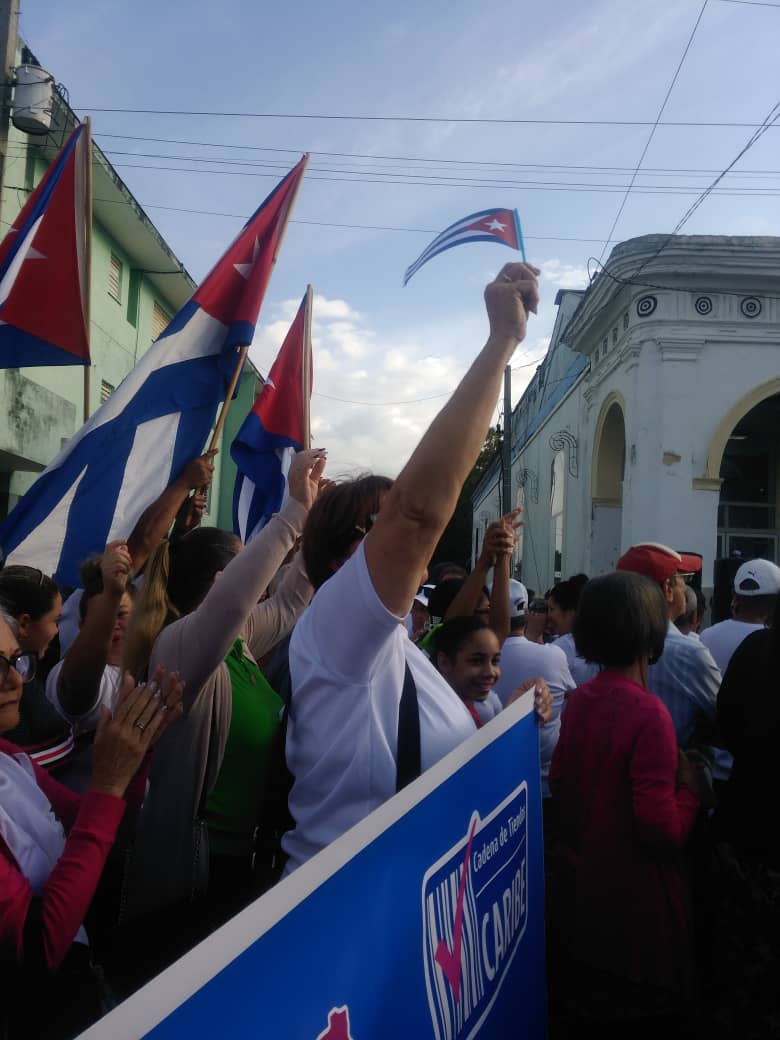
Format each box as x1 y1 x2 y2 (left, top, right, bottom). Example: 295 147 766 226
0 0 18 230
502 365 512 518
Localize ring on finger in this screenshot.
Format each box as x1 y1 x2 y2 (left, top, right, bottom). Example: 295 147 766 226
134 720 147 732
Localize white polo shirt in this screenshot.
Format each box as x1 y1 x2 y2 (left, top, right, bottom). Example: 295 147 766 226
283 542 475 873
493 635 573 797
700 618 765 676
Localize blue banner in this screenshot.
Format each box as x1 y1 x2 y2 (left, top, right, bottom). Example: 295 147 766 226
80 695 546 1040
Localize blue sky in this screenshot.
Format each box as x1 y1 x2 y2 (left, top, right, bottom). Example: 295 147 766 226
21 0 780 475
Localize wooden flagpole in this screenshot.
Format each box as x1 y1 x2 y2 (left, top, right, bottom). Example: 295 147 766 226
207 152 310 455
302 283 313 449
83 117 93 424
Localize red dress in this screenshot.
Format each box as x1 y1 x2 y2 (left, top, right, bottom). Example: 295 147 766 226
549 671 699 1002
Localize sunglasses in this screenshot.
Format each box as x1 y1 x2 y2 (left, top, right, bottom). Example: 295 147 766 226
0 651 36 685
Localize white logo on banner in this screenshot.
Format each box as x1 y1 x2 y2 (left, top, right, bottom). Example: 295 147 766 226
421 783 529 1040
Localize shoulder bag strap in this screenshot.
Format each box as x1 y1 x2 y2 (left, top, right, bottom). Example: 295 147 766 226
396 662 421 792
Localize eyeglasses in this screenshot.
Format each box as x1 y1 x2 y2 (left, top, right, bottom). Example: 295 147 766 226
0 652 36 685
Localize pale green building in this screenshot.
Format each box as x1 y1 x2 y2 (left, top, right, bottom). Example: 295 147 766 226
0 39 261 533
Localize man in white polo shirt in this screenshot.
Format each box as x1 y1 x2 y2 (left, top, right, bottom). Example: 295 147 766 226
701 558 780 674
493 594 574 798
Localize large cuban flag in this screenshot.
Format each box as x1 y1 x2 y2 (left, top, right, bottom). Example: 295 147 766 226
0 123 90 367
0 155 308 586
232 290 311 543
403 207 526 286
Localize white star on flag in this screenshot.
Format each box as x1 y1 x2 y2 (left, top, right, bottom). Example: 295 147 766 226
485 219 507 232
234 237 261 279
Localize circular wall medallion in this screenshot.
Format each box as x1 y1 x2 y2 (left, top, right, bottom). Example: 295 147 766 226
740 296 762 318
694 296 713 315
636 295 657 318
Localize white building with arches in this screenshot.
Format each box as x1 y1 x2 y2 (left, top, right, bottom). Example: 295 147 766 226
471 234 780 598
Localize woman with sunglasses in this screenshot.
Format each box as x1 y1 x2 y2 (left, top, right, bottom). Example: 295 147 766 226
282 264 544 874
0 566 72 775
0 605 183 1040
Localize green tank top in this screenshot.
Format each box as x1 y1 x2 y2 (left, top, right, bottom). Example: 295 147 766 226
204 639 284 856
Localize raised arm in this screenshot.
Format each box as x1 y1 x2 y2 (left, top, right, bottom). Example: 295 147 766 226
445 518 514 622
55 542 131 720
244 552 313 661
365 264 539 618
152 450 325 706
126 452 216 574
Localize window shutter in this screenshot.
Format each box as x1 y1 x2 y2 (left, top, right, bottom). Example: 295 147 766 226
108 253 122 301
151 301 171 341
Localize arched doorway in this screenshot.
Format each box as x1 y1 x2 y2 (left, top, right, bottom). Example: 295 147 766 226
591 395 626 575
717 392 780 562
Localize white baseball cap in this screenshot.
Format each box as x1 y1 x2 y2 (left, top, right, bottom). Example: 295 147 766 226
414 584 435 609
734 559 780 597
508 578 528 616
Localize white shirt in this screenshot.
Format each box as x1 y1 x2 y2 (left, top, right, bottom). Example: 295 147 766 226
700 619 765 676
45 660 122 732
283 542 475 873
473 691 503 724
493 635 574 797
554 632 600 687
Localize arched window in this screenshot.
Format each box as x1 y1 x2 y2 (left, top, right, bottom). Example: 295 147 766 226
550 452 565 581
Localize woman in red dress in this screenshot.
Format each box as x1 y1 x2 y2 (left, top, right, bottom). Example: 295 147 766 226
548 571 700 1038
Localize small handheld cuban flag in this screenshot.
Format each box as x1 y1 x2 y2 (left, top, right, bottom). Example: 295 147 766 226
403 207 526 286
232 287 312 544
0 156 308 586
0 123 90 367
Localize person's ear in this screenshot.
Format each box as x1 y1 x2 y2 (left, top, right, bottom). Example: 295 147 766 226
16 613 31 636
662 579 675 605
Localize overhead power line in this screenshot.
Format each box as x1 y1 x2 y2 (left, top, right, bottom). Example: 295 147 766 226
73 106 780 129
598 0 709 263
87 132 780 178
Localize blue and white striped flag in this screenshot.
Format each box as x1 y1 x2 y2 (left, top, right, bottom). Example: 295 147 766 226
403 208 525 286
0 157 307 586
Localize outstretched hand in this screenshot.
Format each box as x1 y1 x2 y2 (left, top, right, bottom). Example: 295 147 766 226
100 540 132 598
484 262 540 345
90 667 184 798
507 676 553 725
288 449 328 510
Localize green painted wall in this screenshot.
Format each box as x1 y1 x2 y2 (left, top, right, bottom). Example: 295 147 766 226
0 75 262 535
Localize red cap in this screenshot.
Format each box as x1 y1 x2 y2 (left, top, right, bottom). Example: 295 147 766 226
616 542 685 584
677 552 702 575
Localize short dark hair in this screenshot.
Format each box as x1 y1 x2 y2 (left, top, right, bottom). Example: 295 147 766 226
574 571 667 668
549 573 589 612
427 578 465 623
433 615 490 663
302 475 393 590
428 561 468 585
0 565 60 621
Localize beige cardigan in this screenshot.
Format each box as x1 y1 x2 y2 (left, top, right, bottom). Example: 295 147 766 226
122 499 311 920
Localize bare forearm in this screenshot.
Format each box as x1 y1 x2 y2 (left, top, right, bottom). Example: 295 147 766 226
489 552 511 643
445 559 490 620
126 477 190 573
392 333 516 533
58 592 120 716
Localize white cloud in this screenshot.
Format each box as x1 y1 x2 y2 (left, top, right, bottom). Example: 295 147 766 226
540 260 590 290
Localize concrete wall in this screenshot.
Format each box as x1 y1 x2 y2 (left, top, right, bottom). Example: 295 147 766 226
473 236 780 591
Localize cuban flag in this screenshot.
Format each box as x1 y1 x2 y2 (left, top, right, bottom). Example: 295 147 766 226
232 288 312 543
0 123 90 366
0 155 308 587
403 208 526 286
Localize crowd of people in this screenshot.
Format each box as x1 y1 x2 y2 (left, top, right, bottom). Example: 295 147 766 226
0 263 776 1038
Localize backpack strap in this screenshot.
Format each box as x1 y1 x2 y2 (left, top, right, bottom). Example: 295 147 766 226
396 662 421 792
